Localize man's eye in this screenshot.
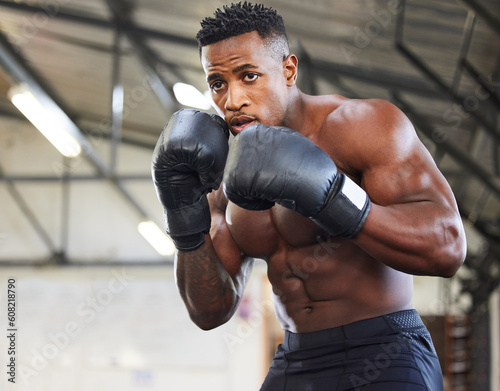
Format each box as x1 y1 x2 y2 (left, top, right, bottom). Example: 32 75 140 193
244 73 259 82
210 81 224 92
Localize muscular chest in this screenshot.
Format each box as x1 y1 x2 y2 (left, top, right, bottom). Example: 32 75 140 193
226 201 328 258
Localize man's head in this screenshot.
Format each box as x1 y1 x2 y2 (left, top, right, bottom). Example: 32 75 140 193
198 3 298 134
196 2 290 62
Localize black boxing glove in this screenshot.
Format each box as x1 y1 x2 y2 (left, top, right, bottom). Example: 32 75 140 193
152 109 229 251
223 124 370 238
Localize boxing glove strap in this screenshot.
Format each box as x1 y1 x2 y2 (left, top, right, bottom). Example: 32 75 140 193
312 174 371 238
165 195 211 251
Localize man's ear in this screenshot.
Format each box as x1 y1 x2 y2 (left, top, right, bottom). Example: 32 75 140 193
283 54 298 86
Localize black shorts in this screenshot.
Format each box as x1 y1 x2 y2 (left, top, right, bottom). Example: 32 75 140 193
260 309 443 391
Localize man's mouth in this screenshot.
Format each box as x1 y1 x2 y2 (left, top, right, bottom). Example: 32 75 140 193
230 115 256 133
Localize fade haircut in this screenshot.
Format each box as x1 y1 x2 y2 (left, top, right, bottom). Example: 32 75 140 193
196 2 290 62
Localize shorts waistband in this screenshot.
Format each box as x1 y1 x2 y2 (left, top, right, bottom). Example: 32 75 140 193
282 309 421 350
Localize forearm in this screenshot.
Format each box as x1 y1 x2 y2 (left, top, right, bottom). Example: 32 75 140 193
354 202 466 277
175 236 241 330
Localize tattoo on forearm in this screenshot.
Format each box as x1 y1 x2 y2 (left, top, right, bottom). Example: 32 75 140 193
177 251 231 306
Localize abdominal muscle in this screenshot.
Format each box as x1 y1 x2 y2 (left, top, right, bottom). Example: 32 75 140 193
226 202 414 333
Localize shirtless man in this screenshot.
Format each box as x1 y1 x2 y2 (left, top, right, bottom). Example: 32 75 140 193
152 3 466 390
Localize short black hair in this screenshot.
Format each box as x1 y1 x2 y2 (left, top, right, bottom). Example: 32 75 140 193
196 2 289 61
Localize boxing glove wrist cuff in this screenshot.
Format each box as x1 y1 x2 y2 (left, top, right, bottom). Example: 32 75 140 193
312 175 371 238
165 195 211 251
170 233 206 252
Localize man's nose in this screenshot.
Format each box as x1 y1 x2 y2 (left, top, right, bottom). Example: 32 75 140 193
225 86 249 111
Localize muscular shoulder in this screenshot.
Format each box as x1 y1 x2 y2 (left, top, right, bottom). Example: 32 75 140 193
320 98 418 173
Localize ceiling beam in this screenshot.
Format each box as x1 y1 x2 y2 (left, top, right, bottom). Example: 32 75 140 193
0 0 463 104
313 58 438 98
460 0 500 36
0 33 110 175
0 174 151 182
0 164 58 255
395 95 500 200
0 0 198 47
0 29 154 227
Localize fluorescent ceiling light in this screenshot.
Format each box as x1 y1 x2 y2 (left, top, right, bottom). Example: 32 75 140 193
138 220 176 256
173 82 212 110
8 83 82 158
